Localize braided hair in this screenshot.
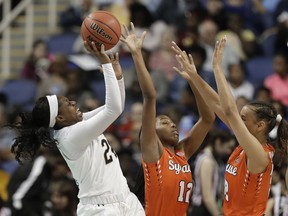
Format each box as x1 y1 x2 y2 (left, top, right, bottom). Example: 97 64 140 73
248 101 288 157
8 97 58 164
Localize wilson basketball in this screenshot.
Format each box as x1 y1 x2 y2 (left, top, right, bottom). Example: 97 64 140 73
81 11 121 50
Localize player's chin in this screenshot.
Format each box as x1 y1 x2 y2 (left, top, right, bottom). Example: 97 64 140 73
78 114 83 121
171 137 179 145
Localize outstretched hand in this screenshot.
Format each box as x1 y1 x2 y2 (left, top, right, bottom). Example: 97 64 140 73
120 22 146 53
84 41 110 64
109 52 123 79
212 36 226 69
171 41 198 81
97 52 123 79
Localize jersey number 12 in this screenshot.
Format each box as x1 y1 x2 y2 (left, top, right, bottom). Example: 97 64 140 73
178 180 193 203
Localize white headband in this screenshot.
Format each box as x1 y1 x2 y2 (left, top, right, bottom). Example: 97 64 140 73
276 114 282 123
46 95 58 128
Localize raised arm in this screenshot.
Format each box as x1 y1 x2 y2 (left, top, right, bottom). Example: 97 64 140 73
121 23 161 163
212 37 268 173
83 52 125 120
110 52 125 111
58 43 123 160
171 42 230 127
173 51 215 159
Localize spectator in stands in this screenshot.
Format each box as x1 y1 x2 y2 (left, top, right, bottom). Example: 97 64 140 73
190 130 236 216
117 147 140 191
224 13 262 59
128 2 167 52
227 61 255 100
125 49 169 109
148 25 179 82
59 0 93 32
20 39 52 83
265 166 288 216
37 54 69 98
254 85 273 103
0 106 20 206
274 9 288 55
176 6 205 49
65 67 94 108
48 177 78 216
202 0 228 31
264 53 288 106
198 19 239 76
3 149 69 216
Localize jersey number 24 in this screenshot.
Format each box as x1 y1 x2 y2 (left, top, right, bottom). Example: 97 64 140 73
101 139 117 164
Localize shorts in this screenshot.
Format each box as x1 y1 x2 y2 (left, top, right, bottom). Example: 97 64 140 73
77 192 145 216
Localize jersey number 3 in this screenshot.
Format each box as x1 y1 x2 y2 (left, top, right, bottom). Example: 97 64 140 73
178 180 193 203
101 139 117 164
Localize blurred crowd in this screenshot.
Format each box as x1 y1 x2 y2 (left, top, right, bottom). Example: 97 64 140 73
0 0 288 215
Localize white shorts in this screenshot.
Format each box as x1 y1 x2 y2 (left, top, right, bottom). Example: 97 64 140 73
77 192 145 216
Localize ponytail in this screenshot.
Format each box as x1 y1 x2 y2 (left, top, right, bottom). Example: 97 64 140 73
7 97 58 164
276 116 288 157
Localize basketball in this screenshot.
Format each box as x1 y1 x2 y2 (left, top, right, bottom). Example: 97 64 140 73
81 11 121 51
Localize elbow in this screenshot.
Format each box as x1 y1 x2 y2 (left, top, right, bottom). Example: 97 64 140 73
113 103 123 117
143 90 157 100
107 100 123 118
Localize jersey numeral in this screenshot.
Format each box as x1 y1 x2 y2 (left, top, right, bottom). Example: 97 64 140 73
101 139 117 165
177 180 193 203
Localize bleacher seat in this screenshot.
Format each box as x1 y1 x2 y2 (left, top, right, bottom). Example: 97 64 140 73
261 33 276 56
245 56 273 89
90 80 105 105
48 31 79 55
0 79 37 111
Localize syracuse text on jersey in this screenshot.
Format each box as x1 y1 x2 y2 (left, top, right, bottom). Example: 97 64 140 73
168 160 191 175
226 164 238 176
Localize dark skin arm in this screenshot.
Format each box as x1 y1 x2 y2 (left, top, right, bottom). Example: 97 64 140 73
121 23 162 163
173 51 215 159
172 38 268 173
171 41 230 127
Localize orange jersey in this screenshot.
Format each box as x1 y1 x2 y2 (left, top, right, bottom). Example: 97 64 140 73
223 144 274 216
143 148 193 216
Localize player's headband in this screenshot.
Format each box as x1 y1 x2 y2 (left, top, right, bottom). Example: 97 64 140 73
46 95 58 128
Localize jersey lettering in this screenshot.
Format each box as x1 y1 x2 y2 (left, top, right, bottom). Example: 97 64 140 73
168 160 191 175
226 164 237 176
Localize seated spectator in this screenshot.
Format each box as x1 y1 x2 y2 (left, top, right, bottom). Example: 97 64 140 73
264 53 288 106
227 61 255 100
37 54 69 98
127 2 167 52
203 0 228 31
65 67 94 108
176 6 205 49
198 19 240 76
20 39 52 83
148 25 179 82
58 0 94 31
253 85 273 103
190 130 236 216
3 148 69 216
48 177 78 216
265 166 288 216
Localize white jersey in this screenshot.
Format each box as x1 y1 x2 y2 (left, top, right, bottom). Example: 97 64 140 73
54 63 129 201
